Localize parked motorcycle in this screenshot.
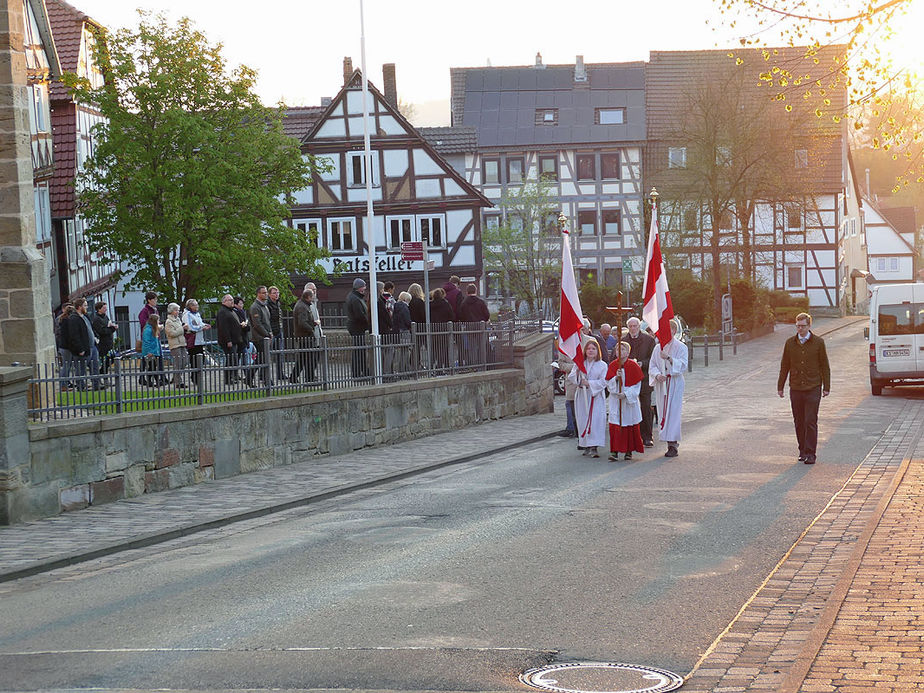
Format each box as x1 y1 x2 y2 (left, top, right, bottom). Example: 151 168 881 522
550 361 566 395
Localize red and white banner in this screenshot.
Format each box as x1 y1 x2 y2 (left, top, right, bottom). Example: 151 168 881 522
642 202 675 349
559 224 586 374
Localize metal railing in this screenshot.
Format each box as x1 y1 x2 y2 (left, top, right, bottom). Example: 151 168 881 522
30 322 520 421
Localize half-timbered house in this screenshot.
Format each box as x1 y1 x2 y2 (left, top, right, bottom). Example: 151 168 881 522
646 48 849 311
445 56 647 306
22 0 59 306
283 64 491 307
46 0 112 311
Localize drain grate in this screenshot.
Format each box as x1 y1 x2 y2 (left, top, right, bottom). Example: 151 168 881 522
519 662 683 693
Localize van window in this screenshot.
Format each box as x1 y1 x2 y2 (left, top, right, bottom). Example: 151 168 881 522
878 304 915 335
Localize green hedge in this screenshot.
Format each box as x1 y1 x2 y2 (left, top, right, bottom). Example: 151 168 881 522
773 306 809 323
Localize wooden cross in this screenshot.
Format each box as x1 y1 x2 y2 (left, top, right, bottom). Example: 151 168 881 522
606 291 634 340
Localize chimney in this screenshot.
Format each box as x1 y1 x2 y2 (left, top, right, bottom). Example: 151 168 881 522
343 56 353 85
383 63 397 107
535 52 543 67
574 55 587 82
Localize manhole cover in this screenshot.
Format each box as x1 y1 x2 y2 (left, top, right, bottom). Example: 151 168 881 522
519 662 684 693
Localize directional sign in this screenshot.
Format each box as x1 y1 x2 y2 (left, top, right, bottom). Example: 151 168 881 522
400 241 424 261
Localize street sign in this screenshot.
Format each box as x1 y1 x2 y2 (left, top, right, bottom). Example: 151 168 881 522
622 258 633 273
721 293 733 335
400 241 423 261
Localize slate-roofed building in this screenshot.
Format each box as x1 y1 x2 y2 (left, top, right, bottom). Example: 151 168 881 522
646 47 850 310
285 62 491 307
46 0 112 310
448 55 647 304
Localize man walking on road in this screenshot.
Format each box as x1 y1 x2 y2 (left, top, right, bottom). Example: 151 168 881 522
778 312 830 465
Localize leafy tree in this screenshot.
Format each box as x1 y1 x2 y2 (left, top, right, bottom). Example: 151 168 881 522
482 178 561 316
62 13 329 305
651 64 817 322
715 0 924 183
577 278 621 329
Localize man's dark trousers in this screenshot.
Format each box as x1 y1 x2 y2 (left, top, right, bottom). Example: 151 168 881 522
790 386 822 459
639 385 653 443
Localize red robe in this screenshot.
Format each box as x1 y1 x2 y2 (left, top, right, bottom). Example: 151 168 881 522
605 357 645 453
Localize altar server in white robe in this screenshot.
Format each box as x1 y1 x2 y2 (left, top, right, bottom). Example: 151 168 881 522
649 319 688 458
568 338 608 458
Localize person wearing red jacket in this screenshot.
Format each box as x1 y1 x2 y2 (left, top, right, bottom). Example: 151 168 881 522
605 341 645 461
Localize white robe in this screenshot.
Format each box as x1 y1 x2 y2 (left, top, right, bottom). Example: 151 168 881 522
649 337 688 442
568 359 608 448
607 369 642 426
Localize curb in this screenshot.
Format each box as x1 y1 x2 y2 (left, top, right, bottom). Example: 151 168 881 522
0 428 561 584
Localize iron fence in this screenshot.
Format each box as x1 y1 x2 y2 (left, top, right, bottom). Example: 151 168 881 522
30 322 523 421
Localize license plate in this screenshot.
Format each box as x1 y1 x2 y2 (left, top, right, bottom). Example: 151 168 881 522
882 348 910 357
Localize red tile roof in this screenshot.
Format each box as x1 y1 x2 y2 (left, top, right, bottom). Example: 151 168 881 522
46 0 97 103
49 102 77 217
282 107 326 141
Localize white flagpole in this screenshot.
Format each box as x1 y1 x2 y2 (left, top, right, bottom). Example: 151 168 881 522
359 0 381 380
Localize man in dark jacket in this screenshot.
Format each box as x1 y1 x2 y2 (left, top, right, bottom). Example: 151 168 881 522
91 302 118 374
249 286 273 386
442 276 463 319
267 285 285 382
289 288 318 383
625 317 656 446
778 312 830 465
64 298 99 389
457 283 490 365
217 294 244 384
346 278 369 377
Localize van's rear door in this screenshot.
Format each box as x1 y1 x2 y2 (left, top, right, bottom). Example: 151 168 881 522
875 287 916 376
916 285 924 374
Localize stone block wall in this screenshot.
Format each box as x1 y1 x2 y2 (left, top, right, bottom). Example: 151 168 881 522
3 333 553 524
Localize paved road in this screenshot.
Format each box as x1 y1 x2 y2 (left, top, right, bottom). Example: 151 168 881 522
2 318 919 692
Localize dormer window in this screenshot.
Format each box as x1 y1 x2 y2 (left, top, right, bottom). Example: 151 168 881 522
536 108 558 125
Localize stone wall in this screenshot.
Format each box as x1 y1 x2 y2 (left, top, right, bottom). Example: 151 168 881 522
2 332 553 524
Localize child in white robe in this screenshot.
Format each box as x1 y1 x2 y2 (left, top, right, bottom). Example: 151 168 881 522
568 340 608 458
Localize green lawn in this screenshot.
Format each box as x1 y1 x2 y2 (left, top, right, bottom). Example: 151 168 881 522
55 383 323 414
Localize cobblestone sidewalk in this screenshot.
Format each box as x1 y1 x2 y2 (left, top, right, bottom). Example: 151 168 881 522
682 396 924 692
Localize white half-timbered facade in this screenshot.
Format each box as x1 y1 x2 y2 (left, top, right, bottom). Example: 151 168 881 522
646 48 849 311
47 0 113 311
285 68 490 304
443 58 647 305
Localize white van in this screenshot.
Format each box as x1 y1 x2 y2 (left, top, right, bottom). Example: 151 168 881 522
868 282 924 395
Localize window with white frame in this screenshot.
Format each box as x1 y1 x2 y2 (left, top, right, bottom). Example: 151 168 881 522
794 149 809 169
715 146 731 167
507 158 524 184
484 214 500 231
602 209 621 235
418 214 444 247
387 216 414 249
292 218 321 247
668 146 686 169
787 265 803 288
596 108 626 125
327 217 355 252
346 151 380 187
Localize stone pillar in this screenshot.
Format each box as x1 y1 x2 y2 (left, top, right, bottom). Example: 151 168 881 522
0 366 31 524
0 0 54 368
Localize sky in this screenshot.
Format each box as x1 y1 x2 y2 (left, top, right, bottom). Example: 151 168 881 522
70 0 765 125
68 0 924 126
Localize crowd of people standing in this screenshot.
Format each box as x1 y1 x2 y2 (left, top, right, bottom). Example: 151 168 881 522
54 274 492 392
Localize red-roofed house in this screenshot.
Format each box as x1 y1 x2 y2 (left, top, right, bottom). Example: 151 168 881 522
46 0 113 310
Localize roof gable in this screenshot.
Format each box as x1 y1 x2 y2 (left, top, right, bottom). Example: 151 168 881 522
46 0 102 102
303 70 489 206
